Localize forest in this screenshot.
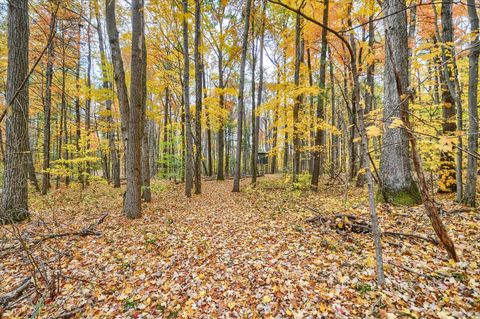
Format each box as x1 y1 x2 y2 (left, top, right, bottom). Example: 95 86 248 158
0 0 479 317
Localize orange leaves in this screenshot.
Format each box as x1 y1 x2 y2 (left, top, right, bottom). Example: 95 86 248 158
2 177 480 318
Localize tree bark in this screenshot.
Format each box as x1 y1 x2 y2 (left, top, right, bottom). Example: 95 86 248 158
386 10 459 261
252 0 266 185
182 0 194 197
270 72 279 174
105 0 129 147
95 0 120 187
85 11 92 184
203 59 213 177
292 13 303 183
61 32 70 186
1 0 30 223
251 14 257 184
311 0 329 189
329 48 337 176
162 87 169 176
232 0 252 192
217 49 225 180
463 0 479 207
194 0 202 194
142 120 151 202
75 20 82 187
434 1 458 194
380 0 420 205
41 11 56 195
124 0 146 218
216 1 226 181
282 51 289 173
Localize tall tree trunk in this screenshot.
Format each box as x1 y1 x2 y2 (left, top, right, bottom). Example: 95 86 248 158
311 0 329 189
357 10 376 188
250 16 257 184
329 48 338 176
216 1 225 181
124 0 146 218
217 50 225 180
181 100 186 182
27 115 39 192
57 41 67 187
105 0 129 147
242 115 248 176
232 0 252 192
95 1 120 187
270 71 279 174
432 1 458 194
203 59 213 177
407 4 416 80
85 12 92 184
292 13 303 183
307 48 315 174
140 28 150 201
464 0 479 207
182 0 194 197
253 0 266 184
162 87 169 176
225 126 230 177
142 120 151 202
75 20 82 187
194 0 202 194
380 0 420 205
42 12 56 195
282 51 289 173
1 0 29 223
149 119 159 176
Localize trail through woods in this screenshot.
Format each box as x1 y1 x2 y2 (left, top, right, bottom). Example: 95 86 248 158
1 176 479 318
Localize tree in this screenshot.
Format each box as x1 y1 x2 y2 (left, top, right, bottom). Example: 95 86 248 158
292 12 303 183
1 0 30 223
142 62 151 202
379 0 421 206
182 0 194 197
311 0 329 190
432 0 460 195
252 0 266 185
194 0 202 194
42 10 57 195
214 1 226 181
105 0 129 147
463 0 479 207
94 0 120 188
232 0 252 192
124 0 146 218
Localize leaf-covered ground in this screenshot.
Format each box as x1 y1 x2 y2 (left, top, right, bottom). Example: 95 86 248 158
1 175 479 318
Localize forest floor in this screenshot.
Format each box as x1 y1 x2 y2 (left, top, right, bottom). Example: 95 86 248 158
1 175 479 319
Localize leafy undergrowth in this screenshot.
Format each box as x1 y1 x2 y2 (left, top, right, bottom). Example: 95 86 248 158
1 175 479 318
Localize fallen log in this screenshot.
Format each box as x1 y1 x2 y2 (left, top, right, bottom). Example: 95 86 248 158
0 213 108 257
383 231 438 245
34 213 108 243
0 277 32 309
306 207 439 244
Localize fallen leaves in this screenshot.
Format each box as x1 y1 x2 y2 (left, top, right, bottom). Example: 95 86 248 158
0 176 479 318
